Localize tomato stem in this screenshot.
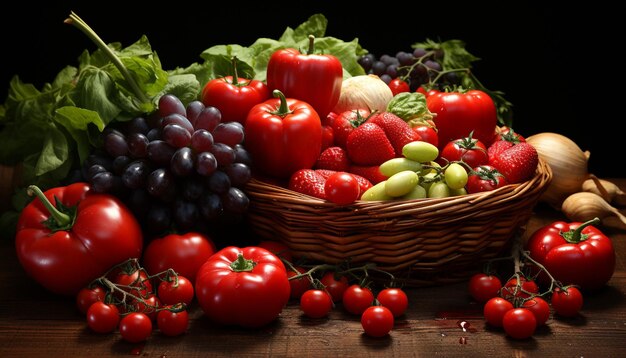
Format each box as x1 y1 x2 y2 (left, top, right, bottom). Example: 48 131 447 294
26 185 72 230
230 253 256 272
307 35 316 55
270 90 294 117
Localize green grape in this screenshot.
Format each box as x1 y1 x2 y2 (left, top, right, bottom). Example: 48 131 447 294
444 163 469 190
420 172 439 192
402 141 439 163
379 158 422 177
420 161 441 175
385 170 419 197
428 182 451 198
450 187 468 196
361 181 393 201
400 184 427 200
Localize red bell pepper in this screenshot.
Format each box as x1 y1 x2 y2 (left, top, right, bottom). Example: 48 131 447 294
244 89 322 179
201 57 270 125
525 217 615 290
15 183 143 296
266 35 343 119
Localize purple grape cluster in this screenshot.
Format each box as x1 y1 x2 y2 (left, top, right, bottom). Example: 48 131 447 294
81 94 252 236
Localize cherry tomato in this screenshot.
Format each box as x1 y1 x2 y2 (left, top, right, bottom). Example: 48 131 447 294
119 312 153 343
76 285 106 315
200 74 270 125
129 293 161 321
287 266 313 300
551 286 583 317
86 301 120 334
502 308 537 339
376 288 408 317
111 268 152 299
324 172 361 205
257 240 293 262
466 165 508 194
157 307 189 337
440 136 489 169
320 272 349 303
361 306 394 338
483 297 513 327
501 276 539 300
412 125 439 148
468 273 502 303
158 275 195 306
343 284 374 315
300 289 333 318
522 296 550 325
388 78 410 96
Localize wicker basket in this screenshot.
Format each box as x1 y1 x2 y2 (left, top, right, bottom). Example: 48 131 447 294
244 158 552 286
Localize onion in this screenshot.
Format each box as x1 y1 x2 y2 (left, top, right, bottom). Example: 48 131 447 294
332 75 393 114
526 132 590 209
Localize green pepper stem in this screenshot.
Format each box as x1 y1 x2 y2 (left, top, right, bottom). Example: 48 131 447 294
231 56 240 86
27 185 71 227
568 217 601 243
230 253 256 272
270 90 293 117
64 12 149 103
307 35 315 55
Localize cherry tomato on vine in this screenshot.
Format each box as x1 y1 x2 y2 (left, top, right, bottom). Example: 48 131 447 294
551 286 583 317
320 272 349 303
440 135 488 169
157 308 189 337
343 284 374 315
86 301 120 334
111 268 152 299
361 306 394 338
483 297 513 327
76 285 106 315
501 276 539 300
129 293 161 321
376 288 408 317
388 78 410 96
466 165 508 194
522 296 550 326
300 289 333 318
287 266 313 300
502 308 536 339
324 172 361 205
119 312 152 343
468 273 502 303
158 275 194 306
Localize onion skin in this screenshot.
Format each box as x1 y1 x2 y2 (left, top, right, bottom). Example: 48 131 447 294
332 75 393 114
526 132 589 209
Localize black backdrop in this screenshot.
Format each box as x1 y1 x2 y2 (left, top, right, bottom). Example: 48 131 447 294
2 2 624 177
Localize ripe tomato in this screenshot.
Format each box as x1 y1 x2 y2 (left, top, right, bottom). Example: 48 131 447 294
143 232 216 284
200 75 270 125
158 275 195 306
440 136 488 169
119 312 153 343
427 89 497 149
331 108 371 148
468 273 502 303
412 125 439 148
111 268 152 299
257 240 293 262
466 165 508 194
129 293 161 321
324 172 361 205
320 272 349 303
76 285 106 315
300 289 333 318
388 78 410 96
522 296 550 326
502 308 537 339
494 126 525 143
86 301 120 334
287 266 312 300
343 284 375 315
483 297 513 327
501 276 539 300
157 308 189 337
376 288 408 317
551 286 583 317
361 306 394 338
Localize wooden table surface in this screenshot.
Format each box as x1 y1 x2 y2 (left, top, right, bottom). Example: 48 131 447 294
1 180 626 357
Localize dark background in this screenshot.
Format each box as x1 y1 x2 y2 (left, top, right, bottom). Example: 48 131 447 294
1 2 624 177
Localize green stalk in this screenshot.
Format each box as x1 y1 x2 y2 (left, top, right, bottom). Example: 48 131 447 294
64 11 149 103
27 185 71 228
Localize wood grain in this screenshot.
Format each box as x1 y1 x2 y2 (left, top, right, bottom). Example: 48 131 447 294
1 181 626 357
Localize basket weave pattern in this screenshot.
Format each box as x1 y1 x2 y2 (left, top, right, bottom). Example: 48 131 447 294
245 159 552 286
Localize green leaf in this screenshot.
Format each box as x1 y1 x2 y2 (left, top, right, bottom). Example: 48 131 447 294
157 74 201 107
169 62 212 89
289 13 327 40
51 66 78 90
34 124 69 176
71 67 122 125
54 106 105 164
386 92 433 123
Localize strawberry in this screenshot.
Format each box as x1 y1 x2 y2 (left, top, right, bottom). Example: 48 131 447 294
487 140 514 163
348 164 388 185
490 142 539 184
315 146 350 172
332 109 370 148
346 122 395 166
316 169 373 194
368 111 420 155
288 169 326 200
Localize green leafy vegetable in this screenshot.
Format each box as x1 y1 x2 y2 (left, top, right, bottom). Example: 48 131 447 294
386 92 434 125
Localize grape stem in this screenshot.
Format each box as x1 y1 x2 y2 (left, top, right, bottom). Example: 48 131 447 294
64 11 149 104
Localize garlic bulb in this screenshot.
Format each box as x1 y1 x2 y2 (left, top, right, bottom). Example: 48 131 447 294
582 175 626 206
561 192 626 228
526 132 590 209
333 75 393 114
